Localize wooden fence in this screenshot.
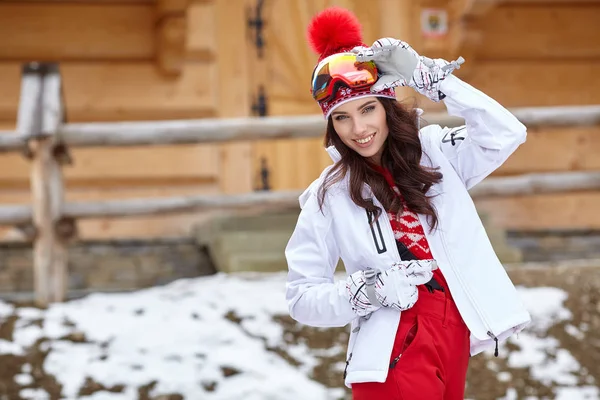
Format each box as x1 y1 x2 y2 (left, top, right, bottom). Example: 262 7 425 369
2 62 600 306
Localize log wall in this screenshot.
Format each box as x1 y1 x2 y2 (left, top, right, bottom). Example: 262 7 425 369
0 0 598 240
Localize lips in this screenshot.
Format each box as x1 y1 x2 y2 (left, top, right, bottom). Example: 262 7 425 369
354 133 375 146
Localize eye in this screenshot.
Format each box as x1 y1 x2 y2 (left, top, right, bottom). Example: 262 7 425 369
334 115 348 121
363 105 375 113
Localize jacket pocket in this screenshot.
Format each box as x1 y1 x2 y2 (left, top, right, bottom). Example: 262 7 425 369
390 317 420 369
366 208 387 254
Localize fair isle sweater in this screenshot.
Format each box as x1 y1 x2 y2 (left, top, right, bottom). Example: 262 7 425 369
373 164 450 294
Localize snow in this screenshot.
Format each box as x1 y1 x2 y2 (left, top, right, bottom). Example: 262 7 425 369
0 274 597 400
504 287 587 386
517 287 572 332
483 285 599 400
565 324 586 340
20 388 50 400
0 339 25 356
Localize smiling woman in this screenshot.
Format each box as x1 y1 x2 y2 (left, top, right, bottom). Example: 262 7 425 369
322 94 439 228
330 99 389 163
285 7 531 400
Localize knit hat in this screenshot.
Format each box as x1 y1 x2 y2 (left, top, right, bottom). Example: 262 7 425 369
307 7 396 119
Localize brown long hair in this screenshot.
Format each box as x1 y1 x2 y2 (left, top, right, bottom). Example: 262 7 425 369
317 97 443 230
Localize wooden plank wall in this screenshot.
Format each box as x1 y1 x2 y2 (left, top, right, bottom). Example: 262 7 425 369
250 0 425 192
251 0 600 230
0 0 599 240
465 3 600 230
0 0 253 241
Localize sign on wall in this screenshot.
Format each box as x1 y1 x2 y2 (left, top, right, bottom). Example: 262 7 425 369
421 8 448 38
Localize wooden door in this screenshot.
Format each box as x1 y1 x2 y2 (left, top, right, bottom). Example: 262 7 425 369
248 0 418 191
243 0 459 193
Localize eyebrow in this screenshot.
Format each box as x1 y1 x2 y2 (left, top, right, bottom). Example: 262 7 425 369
331 100 377 116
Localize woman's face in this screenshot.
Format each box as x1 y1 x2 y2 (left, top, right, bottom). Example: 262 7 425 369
330 97 389 165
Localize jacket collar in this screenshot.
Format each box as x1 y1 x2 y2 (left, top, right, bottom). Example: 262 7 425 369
326 145 341 162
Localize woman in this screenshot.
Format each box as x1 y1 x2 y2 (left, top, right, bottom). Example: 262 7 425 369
285 7 531 400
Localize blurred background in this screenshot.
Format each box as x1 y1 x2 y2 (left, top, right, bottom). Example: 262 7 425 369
0 0 599 399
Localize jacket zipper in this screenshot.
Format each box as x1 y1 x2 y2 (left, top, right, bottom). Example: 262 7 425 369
379 209 410 368
344 200 400 379
378 197 499 357
433 215 500 357
366 209 387 254
343 351 352 379
389 354 401 369
343 322 362 379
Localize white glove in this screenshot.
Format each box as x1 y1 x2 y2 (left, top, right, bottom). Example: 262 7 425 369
353 37 464 102
346 259 437 317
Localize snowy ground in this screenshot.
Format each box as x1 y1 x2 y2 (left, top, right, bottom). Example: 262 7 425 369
0 265 599 400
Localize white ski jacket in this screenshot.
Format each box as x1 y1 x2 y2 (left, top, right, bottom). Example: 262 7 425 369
285 75 531 387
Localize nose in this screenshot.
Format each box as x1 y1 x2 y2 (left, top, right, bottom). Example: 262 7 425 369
352 117 368 136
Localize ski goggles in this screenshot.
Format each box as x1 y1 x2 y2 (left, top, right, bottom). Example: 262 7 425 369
310 52 378 103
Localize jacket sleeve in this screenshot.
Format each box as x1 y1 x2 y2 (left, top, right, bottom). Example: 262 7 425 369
285 187 356 328
423 75 527 189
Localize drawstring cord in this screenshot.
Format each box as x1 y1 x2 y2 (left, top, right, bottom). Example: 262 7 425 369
487 331 499 357
441 56 465 73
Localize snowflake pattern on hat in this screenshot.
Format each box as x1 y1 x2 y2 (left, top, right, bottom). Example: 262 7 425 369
319 86 397 119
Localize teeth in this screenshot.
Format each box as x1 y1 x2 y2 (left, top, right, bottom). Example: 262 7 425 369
356 134 374 144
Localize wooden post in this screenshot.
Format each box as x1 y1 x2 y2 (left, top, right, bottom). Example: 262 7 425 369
21 63 67 306
16 64 43 138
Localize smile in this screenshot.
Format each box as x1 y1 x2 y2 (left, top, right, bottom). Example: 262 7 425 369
355 133 375 145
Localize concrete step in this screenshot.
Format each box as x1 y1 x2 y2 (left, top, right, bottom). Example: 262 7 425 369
211 230 292 273
197 210 300 236
193 210 300 273
507 230 600 262
194 209 523 273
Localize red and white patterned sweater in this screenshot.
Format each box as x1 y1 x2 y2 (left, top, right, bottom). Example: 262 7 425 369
372 164 450 292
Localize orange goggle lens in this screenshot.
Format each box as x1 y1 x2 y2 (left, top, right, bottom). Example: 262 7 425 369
311 53 378 103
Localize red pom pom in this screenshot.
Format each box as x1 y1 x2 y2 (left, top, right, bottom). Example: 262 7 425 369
307 7 363 58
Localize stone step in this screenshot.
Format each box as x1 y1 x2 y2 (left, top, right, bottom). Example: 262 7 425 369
197 210 300 237
195 209 524 273
209 230 292 273
226 252 290 273
193 210 300 273
507 230 600 262
211 230 292 254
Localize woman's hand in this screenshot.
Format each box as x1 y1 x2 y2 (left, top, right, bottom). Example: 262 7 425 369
345 259 437 316
353 38 464 102
352 38 419 91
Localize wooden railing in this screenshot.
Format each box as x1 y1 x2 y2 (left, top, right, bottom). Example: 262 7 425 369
2 62 600 306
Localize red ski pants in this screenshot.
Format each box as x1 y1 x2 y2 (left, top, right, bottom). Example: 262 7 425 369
352 284 471 400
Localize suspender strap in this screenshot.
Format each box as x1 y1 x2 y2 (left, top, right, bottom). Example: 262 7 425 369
364 269 383 307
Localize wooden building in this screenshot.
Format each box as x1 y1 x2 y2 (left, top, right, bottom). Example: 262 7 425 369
0 0 599 242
